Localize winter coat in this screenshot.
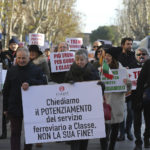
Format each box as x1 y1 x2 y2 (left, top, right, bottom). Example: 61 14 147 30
32 54 50 82
1 49 16 69
118 51 137 68
136 59 150 104
105 64 131 124
3 62 47 117
65 62 99 82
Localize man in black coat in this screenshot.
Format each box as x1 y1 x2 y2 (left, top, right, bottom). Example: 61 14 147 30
3 47 47 150
117 37 137 142
134 55 150 150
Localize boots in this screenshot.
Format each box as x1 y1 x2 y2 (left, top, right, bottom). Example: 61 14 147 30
108 123 119 150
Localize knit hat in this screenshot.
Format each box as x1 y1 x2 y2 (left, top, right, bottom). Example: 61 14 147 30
9 38 19 45
29 45 43 55
105 47 122 60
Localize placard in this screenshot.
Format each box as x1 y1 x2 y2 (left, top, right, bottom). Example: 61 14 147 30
29 33 45 46
66 38 83 51
127 68 141 90
50 52 75 72
101 69 127 93
22 81 105 144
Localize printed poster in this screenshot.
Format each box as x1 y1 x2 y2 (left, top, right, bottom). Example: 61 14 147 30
22 81 105 144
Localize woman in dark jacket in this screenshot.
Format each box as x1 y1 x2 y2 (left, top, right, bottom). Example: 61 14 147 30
65 49 99 150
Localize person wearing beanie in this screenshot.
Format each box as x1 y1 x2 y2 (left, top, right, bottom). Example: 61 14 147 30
1 37 19 69
0 37 19 140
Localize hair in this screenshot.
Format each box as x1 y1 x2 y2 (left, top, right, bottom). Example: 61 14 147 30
135 47 148 57
16 47 30 57
75 49 88 61
121 37 133 46
109 57 119 69
94 46 105 60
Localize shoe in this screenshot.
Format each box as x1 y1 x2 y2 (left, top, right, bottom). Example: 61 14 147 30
0 134 7 139
36 143 42 148
117 135 125 141
127 132 133 141
133 145 142 150
144 138 150 148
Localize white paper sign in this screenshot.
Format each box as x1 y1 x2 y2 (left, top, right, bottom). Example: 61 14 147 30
22 81 105 144
50 52 75 73
101 69 127 93
127 68 141 90
29 33 45 46
66 38 83 51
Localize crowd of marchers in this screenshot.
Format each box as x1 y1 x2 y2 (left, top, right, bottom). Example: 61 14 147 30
0 37 150 150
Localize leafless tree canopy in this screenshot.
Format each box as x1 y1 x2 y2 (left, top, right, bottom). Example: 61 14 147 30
0 0 82 45
116 0 150 40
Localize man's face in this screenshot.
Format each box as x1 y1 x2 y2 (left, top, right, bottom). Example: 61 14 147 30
136 50 148 63
44 50 50 57
58 43 68 52
16 51 29 66
93 41 102 51
9 43 19 51
122 40 132 52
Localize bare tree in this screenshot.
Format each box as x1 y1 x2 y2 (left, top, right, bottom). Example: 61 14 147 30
116 0 150 40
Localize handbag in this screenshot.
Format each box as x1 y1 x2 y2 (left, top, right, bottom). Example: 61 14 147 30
143 87 150 105
103 97 111 121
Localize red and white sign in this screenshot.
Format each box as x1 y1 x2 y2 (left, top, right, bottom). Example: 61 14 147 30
66 38 83 51
29 33 45 46
127 68 141 90
18 42 25 48
50 52 75 73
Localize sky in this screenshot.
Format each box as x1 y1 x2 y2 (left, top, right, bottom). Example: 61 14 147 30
75 0 123 33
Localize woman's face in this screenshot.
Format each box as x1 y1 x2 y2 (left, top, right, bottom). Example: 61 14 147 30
97 49 103 59
75 55 88 68
105 53 112 65
30 51 39 60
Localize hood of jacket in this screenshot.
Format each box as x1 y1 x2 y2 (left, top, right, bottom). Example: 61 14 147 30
32 54 47 65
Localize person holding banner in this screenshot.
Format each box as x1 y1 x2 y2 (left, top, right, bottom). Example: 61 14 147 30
2 48 47 150
29 45 50 82
132 48 149 150
104 48 132 150
65 49 100 150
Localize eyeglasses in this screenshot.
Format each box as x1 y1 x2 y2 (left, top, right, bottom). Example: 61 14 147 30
93 46 99 48
136 53 146 56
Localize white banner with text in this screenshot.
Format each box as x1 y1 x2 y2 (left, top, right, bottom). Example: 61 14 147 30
22 81 105 144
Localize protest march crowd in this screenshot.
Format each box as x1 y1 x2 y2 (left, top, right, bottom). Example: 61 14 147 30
0 35 150 150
